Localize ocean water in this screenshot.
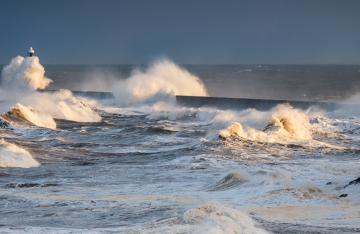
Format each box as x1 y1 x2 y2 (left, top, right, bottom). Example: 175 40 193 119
0 59 359 233
44 64 360 100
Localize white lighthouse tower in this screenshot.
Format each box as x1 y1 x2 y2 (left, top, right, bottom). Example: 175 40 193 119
27 47 35 57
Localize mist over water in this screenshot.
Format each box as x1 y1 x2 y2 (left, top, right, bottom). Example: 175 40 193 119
0 55 359 233
44 64 360 101
0 55 101 130
219 104 313 143
2 56 52 90
112 59 208 106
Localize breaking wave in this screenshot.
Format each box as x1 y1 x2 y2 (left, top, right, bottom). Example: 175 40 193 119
7 103 56 129
0 55 101 129
208 172 248 191
219 104 313 143
182 204 267 234
20 89 101 123
0 139 39 168
112 59 208 106
123 203 268 234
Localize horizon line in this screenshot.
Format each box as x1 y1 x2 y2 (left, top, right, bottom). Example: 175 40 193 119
1 63 360 66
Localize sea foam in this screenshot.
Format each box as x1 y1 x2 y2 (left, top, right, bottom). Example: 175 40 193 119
0 54 101 129
182 204 267 234
8 103 57 129
219 104 312 143
112 59 208 106
1 56 52 90
0 139 39 168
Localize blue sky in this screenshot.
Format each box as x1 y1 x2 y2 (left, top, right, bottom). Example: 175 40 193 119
0 0 359 64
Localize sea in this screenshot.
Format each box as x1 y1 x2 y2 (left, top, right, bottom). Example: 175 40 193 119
0 60 359 233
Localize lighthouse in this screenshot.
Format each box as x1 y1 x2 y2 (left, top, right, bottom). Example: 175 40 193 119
27 47 35 57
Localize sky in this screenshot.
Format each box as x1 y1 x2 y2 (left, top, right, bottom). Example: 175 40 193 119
0 0 359 64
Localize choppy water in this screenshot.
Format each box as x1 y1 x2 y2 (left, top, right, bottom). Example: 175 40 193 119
44 64 360 100
0 64 360 233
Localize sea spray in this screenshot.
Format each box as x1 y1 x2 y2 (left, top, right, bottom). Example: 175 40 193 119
8 103 57 129
182 204 268 234
0 139 39 168
0 54 101 128
267 104 312 140
219 104 313 143
112 59 208 106
21 89 101 123
1 56 52 90
330 93 360 117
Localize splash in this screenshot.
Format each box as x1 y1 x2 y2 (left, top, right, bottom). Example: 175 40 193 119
182 204 267 234
1 56 52 90
219 104 312 143
0 54 101 129
2 91 101 129
21 89 101 123
330 93 360 117
0 139 39 168
264 104 312 140
112 59 208 105
129 203 268 233
7 103 56 129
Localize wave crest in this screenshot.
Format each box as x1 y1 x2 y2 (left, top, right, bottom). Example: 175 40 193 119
7 103 56 129
0 139 39 168
22 89 101 123
0 55 101 129
219 104 312 143
183 204 267 234
113 59 208 105
208 172 248 191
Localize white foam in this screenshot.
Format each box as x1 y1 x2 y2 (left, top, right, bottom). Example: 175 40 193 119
21 89 101 123
9 103 56 129
181 204 268 234
0 139 39 168
1 56 52 90
219 104 312 143
0 55 101 128
113 203 268 234
112 59 208 105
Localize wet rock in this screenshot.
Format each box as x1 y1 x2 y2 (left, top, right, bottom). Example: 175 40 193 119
6 183 40 188
0 172 9 177
43 213 56 217
0 117 11 129
41 183 58 187
344 177 360 188
5 183 58 188
72 160 96 166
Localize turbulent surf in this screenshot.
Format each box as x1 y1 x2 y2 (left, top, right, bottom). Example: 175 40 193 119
0 55 359 233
